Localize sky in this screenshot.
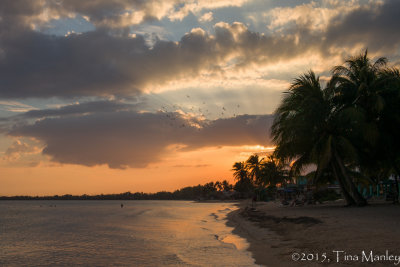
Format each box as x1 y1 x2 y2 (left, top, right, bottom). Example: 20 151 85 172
1 0 400 196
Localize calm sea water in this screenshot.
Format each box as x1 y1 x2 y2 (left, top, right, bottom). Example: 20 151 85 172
0 200 258 266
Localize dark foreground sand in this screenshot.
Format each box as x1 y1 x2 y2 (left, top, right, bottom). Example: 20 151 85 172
227 200 400 266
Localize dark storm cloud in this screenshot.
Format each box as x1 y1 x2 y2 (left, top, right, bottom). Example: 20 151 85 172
0 0 43 28
0 30 147 98
8 108 274 168
0 27 223 98
22 100 136 118
183 113 272 150
0 100 139 130
324 0 400 53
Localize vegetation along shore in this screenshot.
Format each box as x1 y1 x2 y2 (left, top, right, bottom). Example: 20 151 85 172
226 50 400 266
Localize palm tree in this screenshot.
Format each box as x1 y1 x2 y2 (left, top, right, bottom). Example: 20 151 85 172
221 180 233 191
232 162 248 182
246 154 265 187
261 155 288 187
215 181 223 191
272 70 367 206
331 50 400 202
331 50 388 111
232 161 253 197
202 182 216 195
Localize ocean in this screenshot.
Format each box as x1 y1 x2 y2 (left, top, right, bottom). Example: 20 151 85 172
0 200 258 266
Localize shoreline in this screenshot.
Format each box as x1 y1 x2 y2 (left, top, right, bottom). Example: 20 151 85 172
227 200 400 266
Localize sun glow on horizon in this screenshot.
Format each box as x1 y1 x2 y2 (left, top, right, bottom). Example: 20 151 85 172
1 0 399 196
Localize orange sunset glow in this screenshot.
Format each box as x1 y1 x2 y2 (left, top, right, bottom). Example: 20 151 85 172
1 145 272 195
1 0 399 196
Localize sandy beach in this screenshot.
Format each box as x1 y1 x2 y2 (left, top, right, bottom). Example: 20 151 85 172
227 200 400 266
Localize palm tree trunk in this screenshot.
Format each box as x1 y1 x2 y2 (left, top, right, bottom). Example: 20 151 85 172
394 175 400 204
331 162 356 206
390 159 400 204
334 151 367 206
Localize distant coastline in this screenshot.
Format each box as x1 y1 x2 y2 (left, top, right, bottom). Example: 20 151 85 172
0 194 192 200
0 180 242 201
0 184 240 201
0 193 221 201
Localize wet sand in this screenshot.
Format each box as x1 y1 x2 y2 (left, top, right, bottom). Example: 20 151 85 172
227 200 400 266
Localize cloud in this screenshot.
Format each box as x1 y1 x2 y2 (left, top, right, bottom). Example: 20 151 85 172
266 0 362 32
183 114 272 150
173 164 211 168
199 12 213 22
7 103 274 168
0 1 54 29
0 29 146 98
0 101 37 113
1 26 226 98
0 0 169 30
65 0 249 26
1 0 399 100
53 0 175 28
3 139 41 161
21 100 138 118
0 0 250 30
0 21 316 98
324 0 400 54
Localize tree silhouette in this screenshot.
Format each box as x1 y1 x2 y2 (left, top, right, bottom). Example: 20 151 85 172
272 50 400 206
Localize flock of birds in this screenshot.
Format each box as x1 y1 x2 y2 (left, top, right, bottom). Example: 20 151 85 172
154 94 242 129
